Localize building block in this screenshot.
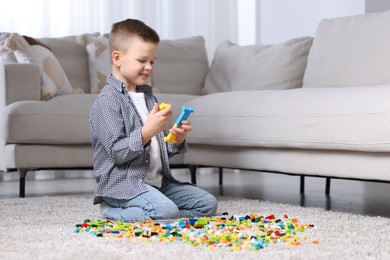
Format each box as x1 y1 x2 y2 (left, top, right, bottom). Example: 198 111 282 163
159 103 194 143
159 103 170 110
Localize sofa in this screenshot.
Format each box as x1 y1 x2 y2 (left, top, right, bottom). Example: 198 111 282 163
2 10 390 198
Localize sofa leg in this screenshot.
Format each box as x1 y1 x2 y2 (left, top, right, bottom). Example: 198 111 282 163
218 167 223 186
18 169 28 198
189 165 197 184
300 175 305 194
325 177 331 194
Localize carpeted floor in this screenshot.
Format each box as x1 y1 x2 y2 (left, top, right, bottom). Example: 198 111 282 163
0 194 389 259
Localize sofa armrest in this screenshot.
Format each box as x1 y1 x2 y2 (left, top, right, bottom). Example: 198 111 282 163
0 63 41 107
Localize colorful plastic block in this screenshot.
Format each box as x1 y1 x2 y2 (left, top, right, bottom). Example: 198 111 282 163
159 103 194 143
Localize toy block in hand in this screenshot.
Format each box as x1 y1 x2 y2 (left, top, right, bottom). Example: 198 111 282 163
159 103 194 143
159 103 170 110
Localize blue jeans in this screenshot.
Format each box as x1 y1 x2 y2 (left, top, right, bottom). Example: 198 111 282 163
101 179 218 222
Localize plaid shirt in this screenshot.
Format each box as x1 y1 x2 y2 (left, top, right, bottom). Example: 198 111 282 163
89 74 187 204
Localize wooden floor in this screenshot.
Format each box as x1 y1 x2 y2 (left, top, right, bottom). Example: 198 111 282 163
1 168 389 218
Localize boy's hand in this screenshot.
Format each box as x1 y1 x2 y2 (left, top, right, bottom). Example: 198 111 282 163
170 120 192 147
142 103 172 145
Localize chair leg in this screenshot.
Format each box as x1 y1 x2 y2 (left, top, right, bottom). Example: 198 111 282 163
300 175 305 194
325 177 331 194
218 167 223 186
189 165 197 184
18 169 28 198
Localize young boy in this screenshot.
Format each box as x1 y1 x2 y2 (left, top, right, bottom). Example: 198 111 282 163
88 19 217 222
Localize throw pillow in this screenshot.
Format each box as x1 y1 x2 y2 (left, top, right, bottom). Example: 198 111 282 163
76 34 110 94
0 33 17 63
22 35 52 51
302 10 390 88
202 36 313 94
151 36 209 96
4 33 73 100
1 33 53 63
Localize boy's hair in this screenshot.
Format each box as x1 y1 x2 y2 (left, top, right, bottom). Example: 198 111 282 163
109 19 160 54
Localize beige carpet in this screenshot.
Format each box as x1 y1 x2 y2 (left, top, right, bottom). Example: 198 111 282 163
0 194 389 260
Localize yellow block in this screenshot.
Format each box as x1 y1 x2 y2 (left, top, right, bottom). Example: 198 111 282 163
164 124 178 142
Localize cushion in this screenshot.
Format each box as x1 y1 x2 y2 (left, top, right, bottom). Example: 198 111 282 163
1 33 52 63
151 36 209 96
303 10 390 88
1 94 98 144
22 35 52 51
76 34 110 94
185 85 390 152
4 33 73 100
39 36 91 94
0 33 17 63
202 36 313 94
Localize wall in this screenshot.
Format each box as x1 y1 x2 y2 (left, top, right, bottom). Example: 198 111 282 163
366 0 390 13
257 0 365 44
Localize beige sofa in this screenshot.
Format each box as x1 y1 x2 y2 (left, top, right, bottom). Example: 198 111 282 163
2 10 390 197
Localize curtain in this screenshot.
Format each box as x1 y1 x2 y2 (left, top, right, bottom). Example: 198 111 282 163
0 0 366 55
0 0 240 59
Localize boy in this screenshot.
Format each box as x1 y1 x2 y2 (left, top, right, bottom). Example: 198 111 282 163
88 19 217 222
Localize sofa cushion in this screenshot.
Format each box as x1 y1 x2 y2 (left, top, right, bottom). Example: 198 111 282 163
39 36 91 94
202 36 313 94
185 85 390 152
4 33 73 101
151 36 209 96
303 10 390 88
1 94 98 144
76 34 110 94
0 93 196 145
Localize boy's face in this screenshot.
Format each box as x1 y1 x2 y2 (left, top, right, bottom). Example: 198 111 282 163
112 36 158 92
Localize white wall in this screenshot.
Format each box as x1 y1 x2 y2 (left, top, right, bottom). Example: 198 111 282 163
257 0 365 44
366 0 390 13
